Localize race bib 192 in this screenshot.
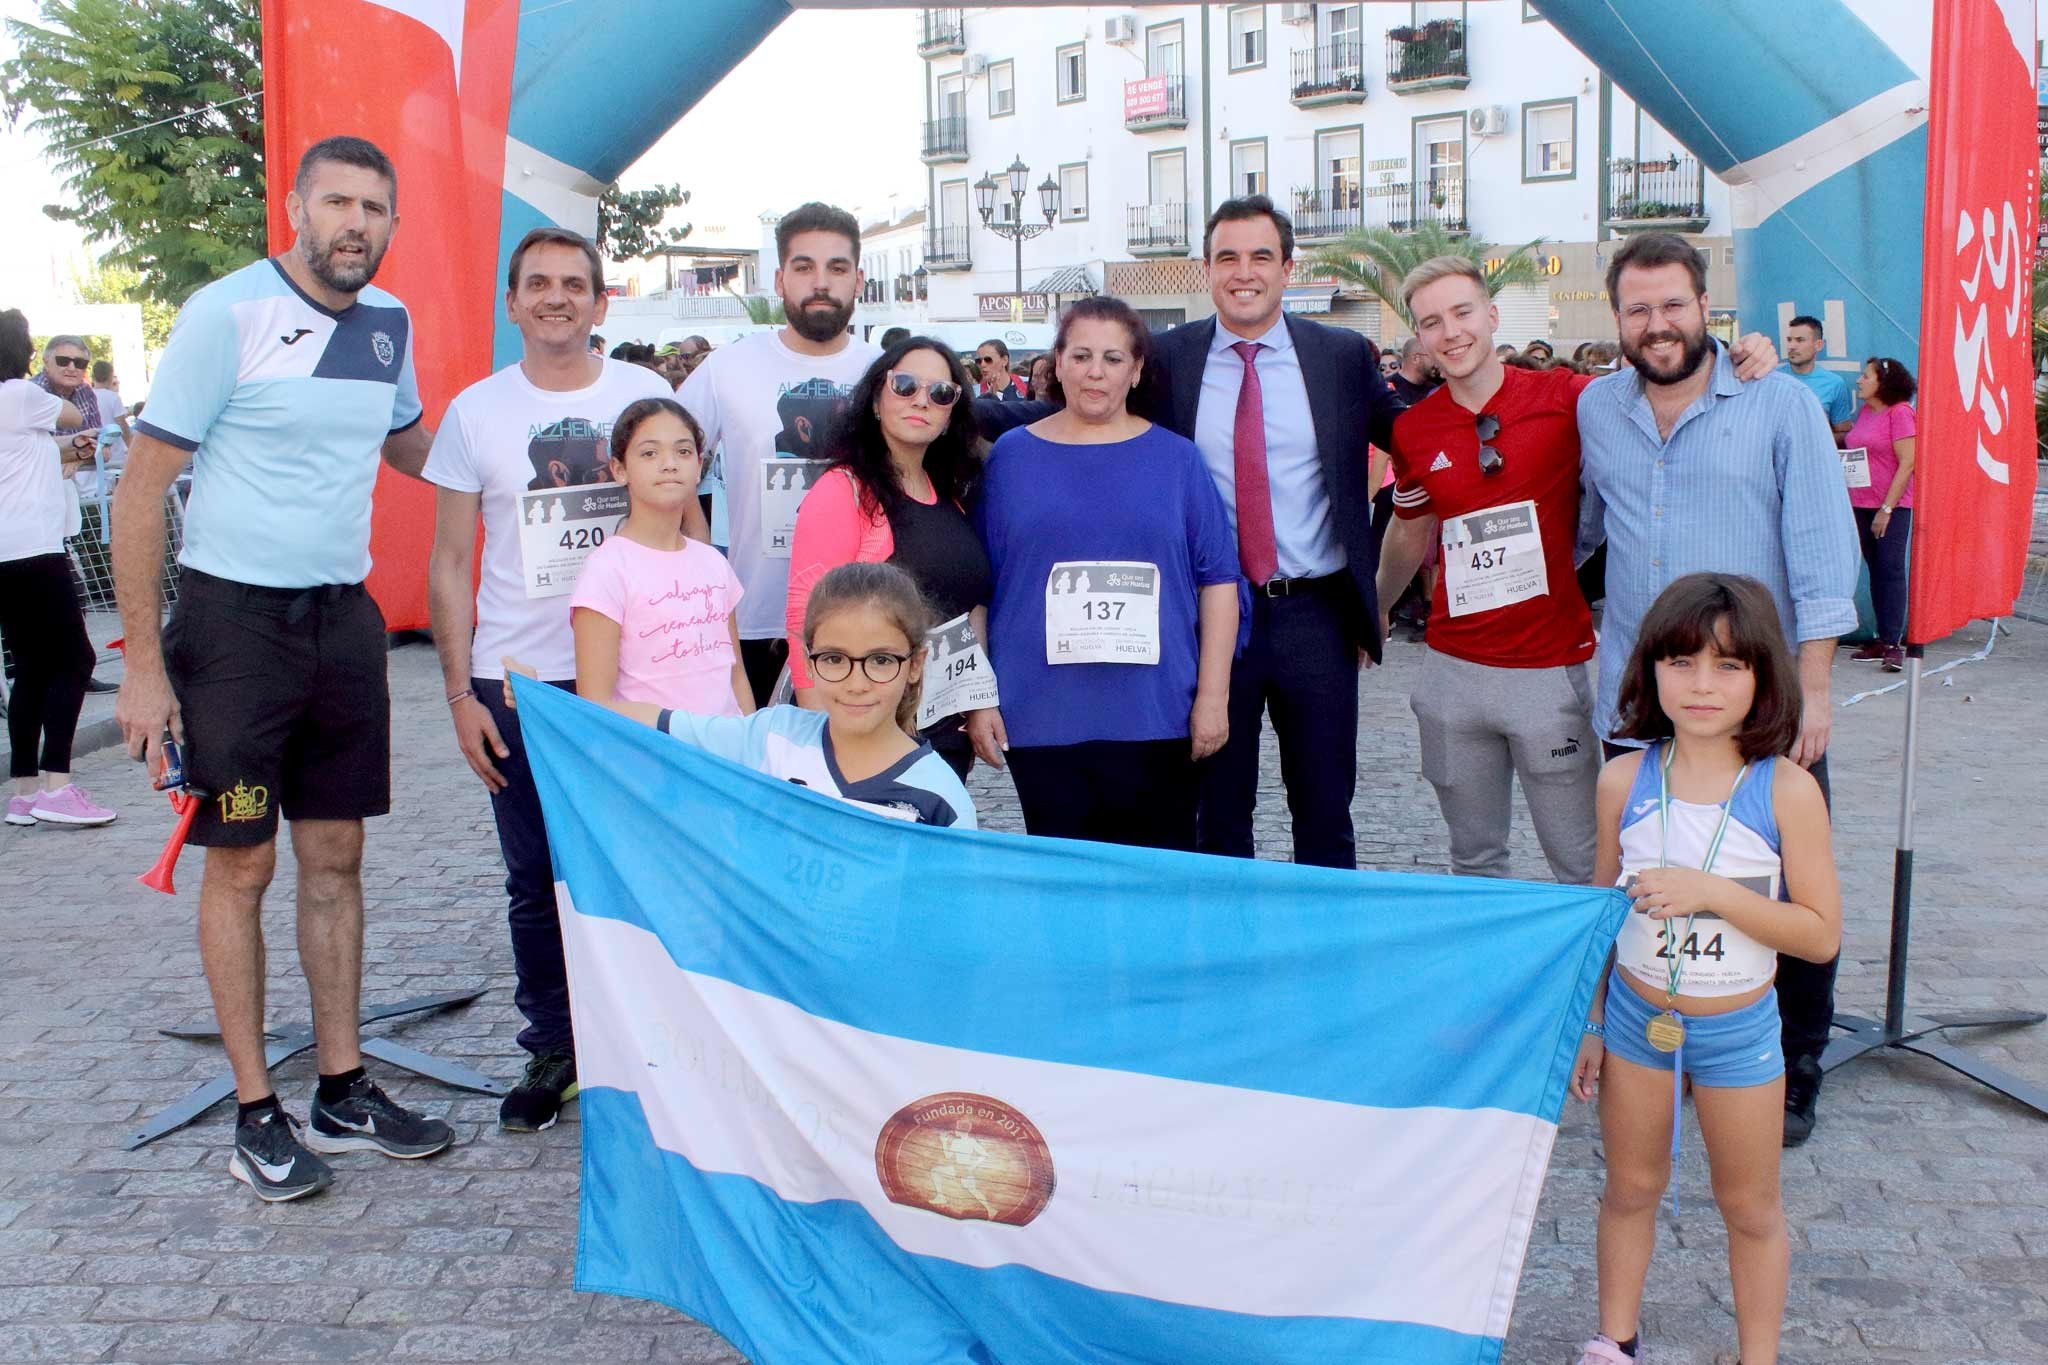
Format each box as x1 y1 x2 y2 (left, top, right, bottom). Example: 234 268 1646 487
1839 446 1872 490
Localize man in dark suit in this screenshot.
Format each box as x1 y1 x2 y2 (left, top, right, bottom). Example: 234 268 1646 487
971 197 1400 866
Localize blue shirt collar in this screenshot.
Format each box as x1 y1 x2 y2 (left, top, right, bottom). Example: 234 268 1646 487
1211 313 1292 356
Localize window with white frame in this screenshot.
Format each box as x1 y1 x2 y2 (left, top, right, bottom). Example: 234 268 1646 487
1523 99 1575 178
1228 6 1266 70
1056 44 1085 102
1230 140 1267 198
989 60 1015 117
1147 21 1184 77
1316 127 1362 210
1059 163 1089 221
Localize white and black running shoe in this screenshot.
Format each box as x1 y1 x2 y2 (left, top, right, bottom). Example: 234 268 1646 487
228 1106 333 1202
306 1074 456 1159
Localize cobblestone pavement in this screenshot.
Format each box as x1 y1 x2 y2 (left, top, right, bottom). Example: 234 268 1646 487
1 623 2043 1365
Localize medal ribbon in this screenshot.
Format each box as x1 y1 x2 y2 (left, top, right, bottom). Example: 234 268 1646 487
1653 742 1751 1217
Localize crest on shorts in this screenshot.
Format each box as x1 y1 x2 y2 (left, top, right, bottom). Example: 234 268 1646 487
875 1092 1055 1227
371 331 396 367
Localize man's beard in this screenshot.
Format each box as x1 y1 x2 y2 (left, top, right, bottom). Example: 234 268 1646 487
1621 321 1711 385
786 292 853 343
302 226 387 295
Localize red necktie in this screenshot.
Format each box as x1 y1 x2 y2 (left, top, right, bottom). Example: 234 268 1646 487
1231 340 1278 586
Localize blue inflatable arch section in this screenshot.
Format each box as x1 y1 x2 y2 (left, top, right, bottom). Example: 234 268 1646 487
491 0 1926 375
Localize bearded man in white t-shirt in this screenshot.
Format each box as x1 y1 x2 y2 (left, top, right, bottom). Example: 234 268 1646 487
423 226 693 1132
679 202 879 703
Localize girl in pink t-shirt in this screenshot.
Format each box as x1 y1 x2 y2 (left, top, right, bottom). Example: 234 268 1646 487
569 399 752 716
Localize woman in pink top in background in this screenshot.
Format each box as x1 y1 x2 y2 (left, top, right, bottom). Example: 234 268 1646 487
1843 358 1916 672
784 337 989 778
568 398 752 716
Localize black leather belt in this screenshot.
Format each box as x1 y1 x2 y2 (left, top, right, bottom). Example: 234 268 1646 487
182 568 365 623
1252 571 1345 599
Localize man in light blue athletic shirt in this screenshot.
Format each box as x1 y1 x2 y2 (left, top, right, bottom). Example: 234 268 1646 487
111 135 454 1203
1779 314 1855 437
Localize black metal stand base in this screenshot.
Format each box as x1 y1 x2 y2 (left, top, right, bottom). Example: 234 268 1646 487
126 989 508 1150
1823 1008 2048 1116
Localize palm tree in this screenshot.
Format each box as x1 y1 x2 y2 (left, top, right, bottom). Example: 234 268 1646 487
730 288 785 326
1305 224 1548 331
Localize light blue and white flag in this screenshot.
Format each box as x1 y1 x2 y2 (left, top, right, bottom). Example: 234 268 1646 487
516 678 1626 1365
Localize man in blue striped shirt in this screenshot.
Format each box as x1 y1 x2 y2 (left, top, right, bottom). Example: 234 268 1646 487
1576 232 1858 1147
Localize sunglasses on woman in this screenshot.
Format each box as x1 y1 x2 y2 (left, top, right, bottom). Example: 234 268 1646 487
886 372 960 407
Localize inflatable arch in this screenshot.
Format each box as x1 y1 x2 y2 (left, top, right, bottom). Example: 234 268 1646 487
256 1 1996 631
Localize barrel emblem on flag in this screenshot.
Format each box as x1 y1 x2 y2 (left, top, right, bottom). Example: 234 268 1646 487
875 1092 1056 1227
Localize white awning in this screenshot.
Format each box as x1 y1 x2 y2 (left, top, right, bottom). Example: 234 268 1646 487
1281 286 1339 315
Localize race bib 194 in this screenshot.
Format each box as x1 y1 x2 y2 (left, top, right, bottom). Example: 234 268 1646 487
1044 561 1162 666
519 483 630 599
1440 499 1548 618
916 613 1000 730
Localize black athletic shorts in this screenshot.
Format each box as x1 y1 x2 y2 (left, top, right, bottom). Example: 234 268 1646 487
163 569 391 848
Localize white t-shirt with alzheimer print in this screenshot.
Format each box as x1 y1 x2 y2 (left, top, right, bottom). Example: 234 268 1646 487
422 357 671 681
678 329 879 639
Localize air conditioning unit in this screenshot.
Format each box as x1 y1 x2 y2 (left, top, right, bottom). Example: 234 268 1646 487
1104 14 1137 45
1468 105 1510 137
962 52 988 77
1279 3 1315 26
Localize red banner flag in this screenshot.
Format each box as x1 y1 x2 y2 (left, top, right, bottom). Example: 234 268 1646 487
1911 0 2040 643
260 0 520 629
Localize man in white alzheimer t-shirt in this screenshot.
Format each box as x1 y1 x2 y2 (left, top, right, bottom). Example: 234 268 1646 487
423 226 689 1134
679 202 878 703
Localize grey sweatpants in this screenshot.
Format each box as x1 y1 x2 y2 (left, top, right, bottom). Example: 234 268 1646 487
1408 647 1600 883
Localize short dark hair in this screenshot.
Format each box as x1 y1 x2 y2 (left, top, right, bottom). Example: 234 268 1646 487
976 338 1010 360
294 135 398 209
1052 295 1150 372
1203 194 1295 263
1864 356 1916 406
775 202 860 266
91 359 114 384
879 326 911 349
0 310 31 382
1613 573 1800 762
1787 314 1823 338
506 226 604 297
1606 232 1707 306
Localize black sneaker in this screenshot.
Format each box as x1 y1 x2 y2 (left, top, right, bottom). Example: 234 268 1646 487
229 1105 333 1202
1783 1053 1823 1147
499 1050 578 1133
306 1075 455 1159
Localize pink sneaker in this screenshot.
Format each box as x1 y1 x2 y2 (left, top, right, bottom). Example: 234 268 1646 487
28 784 116 827
1574 1338 1635 1365
4 795 35 826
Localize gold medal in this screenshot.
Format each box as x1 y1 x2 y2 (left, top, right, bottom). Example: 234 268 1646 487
1645 1010 1686 1053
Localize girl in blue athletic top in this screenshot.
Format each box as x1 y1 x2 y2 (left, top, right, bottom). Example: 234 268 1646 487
508 561 973 829
1571 573 1839 1365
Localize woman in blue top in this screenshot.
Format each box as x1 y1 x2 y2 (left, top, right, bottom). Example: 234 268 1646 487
966 297 1240 850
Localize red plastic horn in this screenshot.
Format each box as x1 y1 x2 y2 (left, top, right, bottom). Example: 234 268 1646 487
139 789 199 895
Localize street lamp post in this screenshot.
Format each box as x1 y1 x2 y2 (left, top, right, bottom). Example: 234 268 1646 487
974 155 1060 299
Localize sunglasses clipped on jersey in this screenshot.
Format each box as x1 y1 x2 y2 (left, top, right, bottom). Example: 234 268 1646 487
1475 413 1505 477
885 371 961 407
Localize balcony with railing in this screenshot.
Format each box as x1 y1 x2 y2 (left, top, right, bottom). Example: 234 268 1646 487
916 9 964 57
1290 186 1364 242
1123 76 1188 131
1605 154 1710 232
1289 40 1366 107
1291 178 1469 239
921 116 968 165
1126 203 1190 256
924 224 971 272
1385 18 1469 93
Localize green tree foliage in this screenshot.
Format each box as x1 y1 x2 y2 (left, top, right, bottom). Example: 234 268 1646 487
73 260 177 352
597 183 692 262
734 292 785 326
2 0 265 305
1305 224 1548 331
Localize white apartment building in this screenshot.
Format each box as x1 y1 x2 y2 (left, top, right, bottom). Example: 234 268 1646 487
911 2 1918 348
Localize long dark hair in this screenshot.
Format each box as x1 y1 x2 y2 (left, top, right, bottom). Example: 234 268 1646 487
0 310 30 382
1613 573 1800 762
821 337 982 520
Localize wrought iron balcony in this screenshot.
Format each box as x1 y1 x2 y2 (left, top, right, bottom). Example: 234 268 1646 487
923 224 971 272
1386 17 1469 93
921 116 968 165
1290 186 1365 242
1125 203 1190 256
1289 40 1366 107
917 9 964 58
1605 154 1710 232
